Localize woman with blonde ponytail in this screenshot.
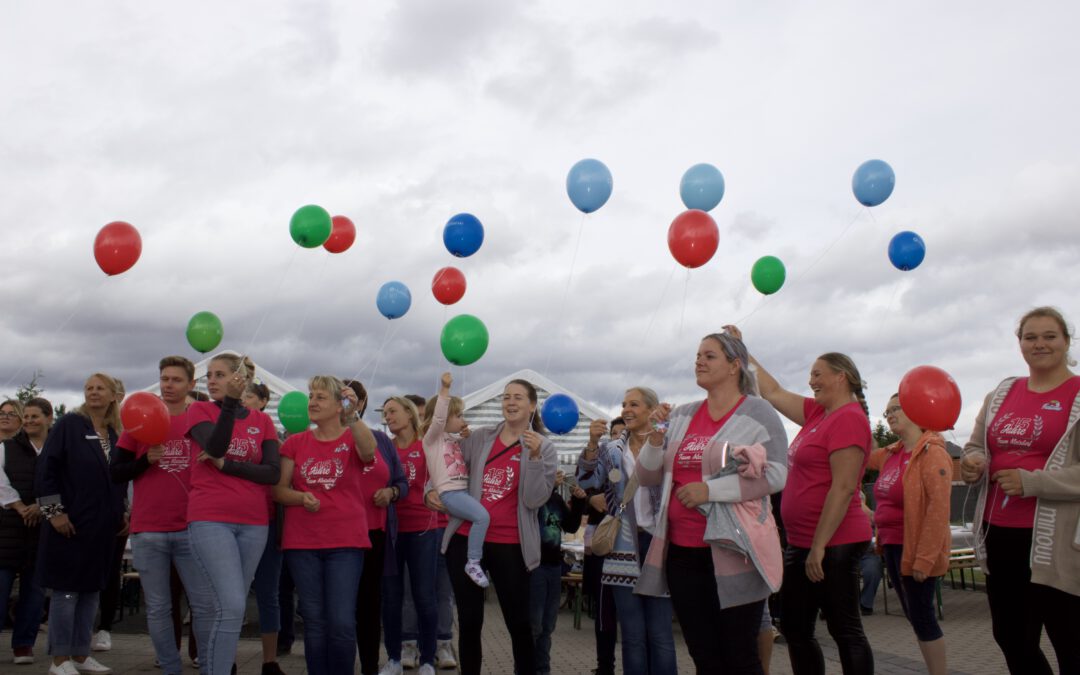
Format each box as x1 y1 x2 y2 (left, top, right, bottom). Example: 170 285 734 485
724 327 874 675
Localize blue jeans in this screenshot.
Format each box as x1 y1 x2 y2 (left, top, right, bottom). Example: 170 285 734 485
187 522 268 675
612 585 677 675
131 530 210 675
286 548 364 675
529 563 562 674
403 533 454 642
47 591 98 657
440 490 489 561
252 521 283 634
0 567 45 649
382 530 438 665
882 544 943 642
859 548 883 611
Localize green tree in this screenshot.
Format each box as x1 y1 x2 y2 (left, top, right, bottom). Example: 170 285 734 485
14 370 44 405
872 420 898 448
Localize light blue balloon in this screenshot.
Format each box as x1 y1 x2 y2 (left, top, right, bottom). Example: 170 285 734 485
680 163 725 211
376 281 411 320
852 159 896 207
566 159 613 214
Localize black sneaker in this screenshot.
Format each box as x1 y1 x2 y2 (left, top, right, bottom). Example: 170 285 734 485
860 605 874 616
262 663 287 675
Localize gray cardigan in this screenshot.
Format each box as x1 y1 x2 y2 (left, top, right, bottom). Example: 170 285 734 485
439 422 557 570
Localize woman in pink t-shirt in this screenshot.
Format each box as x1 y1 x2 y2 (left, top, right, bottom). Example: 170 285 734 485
960 307 1080 675
729 325 873 675
273 376 376 675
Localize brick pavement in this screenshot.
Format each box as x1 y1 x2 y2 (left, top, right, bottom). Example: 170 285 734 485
2 585 1058 674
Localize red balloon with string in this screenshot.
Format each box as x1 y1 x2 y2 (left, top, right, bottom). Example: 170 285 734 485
432 266 466 305
120 392 171 445
323 216 356 254
898 365 962 432
668 210 719 269
94 221 142 275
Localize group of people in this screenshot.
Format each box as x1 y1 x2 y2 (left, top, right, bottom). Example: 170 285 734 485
0 304 1076 675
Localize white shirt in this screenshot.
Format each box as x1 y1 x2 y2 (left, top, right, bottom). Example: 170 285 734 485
621 443 656 532
0 439 43 508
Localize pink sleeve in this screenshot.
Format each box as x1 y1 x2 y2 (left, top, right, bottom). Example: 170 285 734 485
827 409 872 455
186 402 214 432
803 397 822 422
261 413 278 443
279 434 298 460
115 430 143 455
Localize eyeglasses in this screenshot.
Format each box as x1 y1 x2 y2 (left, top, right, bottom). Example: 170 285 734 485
0 412 19 419
883 406 902 417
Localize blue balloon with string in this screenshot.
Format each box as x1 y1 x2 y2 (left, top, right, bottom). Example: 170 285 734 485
680 163 725 211
852 159 896 207
541 394 579 435
566 159 613 213
443 213 484 258
888 231 926 271
376 281 412 319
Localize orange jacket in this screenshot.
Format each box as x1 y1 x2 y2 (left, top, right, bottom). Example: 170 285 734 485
869 431 953 576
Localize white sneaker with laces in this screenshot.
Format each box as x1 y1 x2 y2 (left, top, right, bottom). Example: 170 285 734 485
91 630 112 652
464 560 490 588
435 641 457 669
47 662 80 675
73 656 112 674
400 641 419 668
378 660 404 675
418 665 435 675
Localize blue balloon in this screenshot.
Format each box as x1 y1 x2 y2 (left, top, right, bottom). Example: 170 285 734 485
888 231 926 271
852 159 896 207
680 163 725 211
443 213 484 258
541 393 579 435
376 281 412 319
566 159 613 214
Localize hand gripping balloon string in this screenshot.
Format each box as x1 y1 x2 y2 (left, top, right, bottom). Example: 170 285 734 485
652 420 669 433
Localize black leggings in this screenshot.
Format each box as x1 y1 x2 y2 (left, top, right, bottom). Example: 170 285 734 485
445 534 534 675
97 534 128 632
355 529 386 675
667 543 764 674
780 542 874 675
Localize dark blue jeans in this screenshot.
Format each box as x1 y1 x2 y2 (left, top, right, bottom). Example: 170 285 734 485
0 566 44 649
286 548 364 675
780 542 874 675
612 530 676 675
252 521 284 634
882 544 943 642
529 563 562 674
382 529 438 666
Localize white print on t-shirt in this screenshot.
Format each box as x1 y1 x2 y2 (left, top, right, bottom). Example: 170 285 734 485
676 434 710 469
404 459 418 485
990 412 1045 455
300 457 345 491
875 455 909 496
158 439 192 474
362 454 379 474
443 440 468 480
246 426 260 436
226 437 259 461
482 464 515 503
1042 400 1063 411
333 442 349 454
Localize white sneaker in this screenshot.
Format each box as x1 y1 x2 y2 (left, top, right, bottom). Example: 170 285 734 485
48 662 80 675
91 630 112 652
400 641 419 668
464 560 489 588
190 656 199 670
73 656 112 674
418 665 435 675
378 660 403 675
435 641 457 669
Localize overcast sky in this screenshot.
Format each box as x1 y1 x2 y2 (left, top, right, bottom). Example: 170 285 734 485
1 1 1077 444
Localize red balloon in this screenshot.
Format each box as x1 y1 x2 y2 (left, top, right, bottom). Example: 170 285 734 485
432 266 466 305
120 392 171 446
667 210 719 269
323 215 356 254
898 365 963 432
94 221 142 276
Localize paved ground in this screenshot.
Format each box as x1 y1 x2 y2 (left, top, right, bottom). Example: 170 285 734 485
0 583 1059 674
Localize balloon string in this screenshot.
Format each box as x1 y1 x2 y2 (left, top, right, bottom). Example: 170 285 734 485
679 268 691 337
348 321 398 387
279 251 332 379
543 213 587 376
245 246 300 357
2 275 108 391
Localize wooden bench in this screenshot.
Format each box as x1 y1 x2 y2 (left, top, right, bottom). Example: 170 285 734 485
947 548 979 590
561 574 584 630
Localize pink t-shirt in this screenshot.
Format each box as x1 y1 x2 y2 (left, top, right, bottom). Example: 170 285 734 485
119 412 194 534
396 439 437 533
186 401 278 526
668 400 743 548
873 447 911 545
460 437 520 544
986 376 1080 528
357 449 391 531
781 399 872 548
279 430 371 550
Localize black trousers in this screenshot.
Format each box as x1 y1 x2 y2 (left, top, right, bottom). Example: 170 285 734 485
667 543 764 675
583 551 616 675
985 523 1080 675
356 528 387 675
446 534 535 675
97 534 128 631
780 542 874 675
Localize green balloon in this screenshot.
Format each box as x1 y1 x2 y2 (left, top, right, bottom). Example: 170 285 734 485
278 391 310 433
751 255 786 295
289 205 332 248
186 311 224 353
440 314 489 366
